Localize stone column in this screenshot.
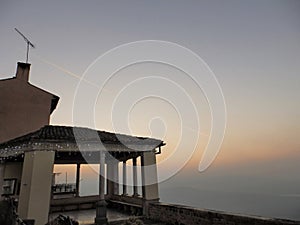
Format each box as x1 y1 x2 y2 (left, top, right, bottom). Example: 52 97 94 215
0 163 5 198
106 161 113 198
107 160 119 197
95 151 107 225
122 160 127 195
132 157 138 197
141 151 159 215
75 163 80 197
18 151 55 225
112 160 119 195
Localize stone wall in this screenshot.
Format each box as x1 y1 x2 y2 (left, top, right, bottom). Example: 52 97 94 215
148 202 300 225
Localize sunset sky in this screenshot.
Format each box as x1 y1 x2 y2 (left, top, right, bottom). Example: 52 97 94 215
1 0 300 220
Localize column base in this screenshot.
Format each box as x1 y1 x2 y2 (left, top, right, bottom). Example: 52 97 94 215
94 200 108 225
142 198 159 216
94 218 108 225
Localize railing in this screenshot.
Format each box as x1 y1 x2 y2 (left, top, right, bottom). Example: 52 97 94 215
52 183 76 194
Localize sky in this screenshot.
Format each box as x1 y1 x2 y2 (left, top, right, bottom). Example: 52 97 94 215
1 0 300 220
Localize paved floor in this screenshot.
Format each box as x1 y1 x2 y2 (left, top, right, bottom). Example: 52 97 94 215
49 208 132 225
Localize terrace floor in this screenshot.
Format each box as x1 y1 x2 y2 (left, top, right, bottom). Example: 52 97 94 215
49 208 166 225
49 208 132 225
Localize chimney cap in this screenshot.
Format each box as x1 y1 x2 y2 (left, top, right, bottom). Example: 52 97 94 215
17 61 31 69
16 61 31 81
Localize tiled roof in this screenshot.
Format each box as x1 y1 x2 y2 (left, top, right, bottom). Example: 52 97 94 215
0 125 163 149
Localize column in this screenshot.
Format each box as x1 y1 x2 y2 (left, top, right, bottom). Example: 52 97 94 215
141 151 159 215
99 152 105 200
122 160 127 195
75 163 80 197
112 160 119 195
18 151 55 225
106 162 113 198
132 157 138 197
107 160 119 197
95 151 108 225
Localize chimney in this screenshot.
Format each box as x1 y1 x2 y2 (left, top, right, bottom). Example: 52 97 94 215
15 62 31 82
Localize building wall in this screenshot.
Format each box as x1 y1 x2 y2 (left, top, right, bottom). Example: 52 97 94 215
3 162 23 197
4 163 23 180
0 63 57 143
0 164 5 197
148 202 300 225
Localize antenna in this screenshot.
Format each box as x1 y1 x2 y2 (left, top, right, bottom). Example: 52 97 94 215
14 28 35 63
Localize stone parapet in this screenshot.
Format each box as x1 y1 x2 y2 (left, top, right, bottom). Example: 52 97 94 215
148 202 300 225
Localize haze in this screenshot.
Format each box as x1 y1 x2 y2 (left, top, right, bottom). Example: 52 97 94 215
1 0 299 220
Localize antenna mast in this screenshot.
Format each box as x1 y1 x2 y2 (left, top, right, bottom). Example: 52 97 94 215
14 28 35 63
